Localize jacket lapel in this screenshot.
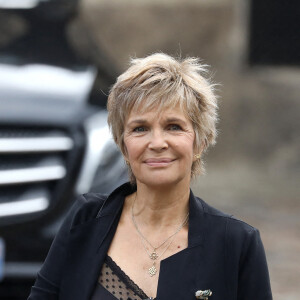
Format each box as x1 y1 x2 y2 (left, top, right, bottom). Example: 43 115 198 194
60 184 135 300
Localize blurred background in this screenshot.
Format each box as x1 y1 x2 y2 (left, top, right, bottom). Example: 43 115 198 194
0 0 299 299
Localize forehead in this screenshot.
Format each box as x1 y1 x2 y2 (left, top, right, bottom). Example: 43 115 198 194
126 93 189 117
126 104 191 124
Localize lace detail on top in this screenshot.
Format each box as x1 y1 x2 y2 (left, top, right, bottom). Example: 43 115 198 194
98 255 155 300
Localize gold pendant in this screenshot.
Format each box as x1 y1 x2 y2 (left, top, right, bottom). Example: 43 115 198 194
148 263 157 277
150 251 158 260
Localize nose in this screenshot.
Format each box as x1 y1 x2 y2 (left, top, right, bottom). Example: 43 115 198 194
148 129 168 151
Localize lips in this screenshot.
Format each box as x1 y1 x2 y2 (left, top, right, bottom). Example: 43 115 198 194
144 158 175 167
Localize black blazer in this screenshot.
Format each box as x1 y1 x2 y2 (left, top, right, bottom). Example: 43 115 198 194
28 183 272 300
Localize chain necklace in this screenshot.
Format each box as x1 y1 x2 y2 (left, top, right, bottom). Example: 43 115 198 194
131 194 189 276
138 215 188 277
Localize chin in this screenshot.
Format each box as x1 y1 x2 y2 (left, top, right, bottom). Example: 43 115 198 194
137 174 188 188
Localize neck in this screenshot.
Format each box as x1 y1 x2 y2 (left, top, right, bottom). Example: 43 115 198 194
132 180 190 229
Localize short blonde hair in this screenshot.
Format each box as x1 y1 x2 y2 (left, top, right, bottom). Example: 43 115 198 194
107 53 218 183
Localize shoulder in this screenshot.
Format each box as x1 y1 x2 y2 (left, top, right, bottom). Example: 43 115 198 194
67 182 135 228
196 197 267 268
65 193 108 228
197 197 260 247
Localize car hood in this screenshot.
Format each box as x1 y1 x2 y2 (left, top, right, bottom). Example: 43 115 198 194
0 62 98 125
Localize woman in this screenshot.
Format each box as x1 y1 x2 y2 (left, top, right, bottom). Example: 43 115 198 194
28 53 272 300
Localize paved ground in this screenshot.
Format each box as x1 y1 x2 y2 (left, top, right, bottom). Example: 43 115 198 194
191 160 300 300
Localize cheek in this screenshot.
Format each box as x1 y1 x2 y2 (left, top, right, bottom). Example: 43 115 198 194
124 138 142 160
184 133 196 151
124 143 133 159
175 139 194 160
123 137 133 159
186 137 196 162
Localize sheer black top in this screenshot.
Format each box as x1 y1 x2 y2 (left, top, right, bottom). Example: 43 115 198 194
91 256 155 300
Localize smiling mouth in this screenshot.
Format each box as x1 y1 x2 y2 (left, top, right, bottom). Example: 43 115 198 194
144 158 175 167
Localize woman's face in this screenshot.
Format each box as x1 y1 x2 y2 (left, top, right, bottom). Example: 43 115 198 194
123 105 197 188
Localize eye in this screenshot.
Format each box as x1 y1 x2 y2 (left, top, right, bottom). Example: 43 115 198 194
168 124 182 131
133 126 147 132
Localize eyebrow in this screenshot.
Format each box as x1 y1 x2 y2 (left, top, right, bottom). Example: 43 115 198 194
126 117 188 127
126 119 147 127
165 117 187 124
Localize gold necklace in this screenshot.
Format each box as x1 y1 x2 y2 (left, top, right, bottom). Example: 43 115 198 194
131 194 189 276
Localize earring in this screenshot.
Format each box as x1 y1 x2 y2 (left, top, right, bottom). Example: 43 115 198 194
194 154 201 160
125 160 130 166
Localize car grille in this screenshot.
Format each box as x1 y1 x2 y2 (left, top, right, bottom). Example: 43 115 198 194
0 127 75 224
